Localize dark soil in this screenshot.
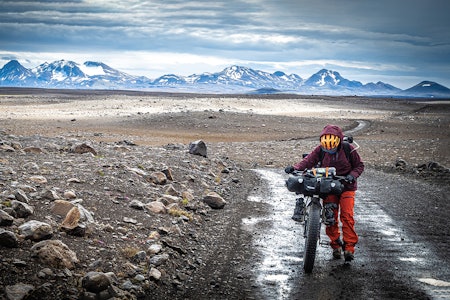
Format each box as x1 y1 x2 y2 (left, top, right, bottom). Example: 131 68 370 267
0 89 449 299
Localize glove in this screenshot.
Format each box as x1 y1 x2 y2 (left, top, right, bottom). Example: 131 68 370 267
285 166 295 174
345 174 355 183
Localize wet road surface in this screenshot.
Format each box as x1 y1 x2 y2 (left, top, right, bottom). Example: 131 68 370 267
243 168 450 299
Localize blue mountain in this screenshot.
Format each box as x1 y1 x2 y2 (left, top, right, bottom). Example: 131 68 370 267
1 59 449 98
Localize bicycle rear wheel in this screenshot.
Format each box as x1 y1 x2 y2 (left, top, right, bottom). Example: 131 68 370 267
303 198 321 273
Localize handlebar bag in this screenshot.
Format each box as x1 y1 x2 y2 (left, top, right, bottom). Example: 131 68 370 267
286 175 305 194
320 178 343 194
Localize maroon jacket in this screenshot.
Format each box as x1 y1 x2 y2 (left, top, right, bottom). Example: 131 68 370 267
293 125 364 191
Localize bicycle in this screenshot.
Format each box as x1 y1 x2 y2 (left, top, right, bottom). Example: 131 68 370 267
285 167 345 273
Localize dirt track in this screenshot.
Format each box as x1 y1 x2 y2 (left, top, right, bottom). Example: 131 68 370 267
0 89 449 299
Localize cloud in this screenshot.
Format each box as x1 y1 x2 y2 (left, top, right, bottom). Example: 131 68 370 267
0 0 450 89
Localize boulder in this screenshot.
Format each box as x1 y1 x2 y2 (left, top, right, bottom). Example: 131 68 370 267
189 140 207 157
0 229 18 248
31 239 79 269
202 192 227 209
18 220 53 241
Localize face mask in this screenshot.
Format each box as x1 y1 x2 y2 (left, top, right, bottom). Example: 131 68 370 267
321 147 337 154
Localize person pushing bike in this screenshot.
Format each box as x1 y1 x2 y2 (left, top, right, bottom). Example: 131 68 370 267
285 124 364 261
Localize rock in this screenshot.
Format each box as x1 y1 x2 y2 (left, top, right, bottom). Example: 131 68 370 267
60 205 93 236
0 144 15 152
51 200 75 217
0 209 14 226
23 146 45 153
189 140 207 157
0 228 18 248
129 199 145 210
148 171 167 185
149 253 170 267
61 206 81 230
165 185 180 196
82 271 112 293
202 192 227 209
123 217 137 224
19 220 53 241
41 189 60 200
144 201 167 214
14 189 29 203
162 167 174 181
148 243 162 254
149 267 162 280
31 239 79 269
5 283 34 300
70 143 97 155
76 204 95 223
11 200 34 218
63 190 77 199
28 175 47 184
395 158 407 169
133 250 147 262
159 194 180 206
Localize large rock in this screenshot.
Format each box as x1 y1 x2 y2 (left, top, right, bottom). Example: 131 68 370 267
11 200 34 218
18 220 53 241
5 283 34 300
70 143 97 155
31 239 79 269
189 140 207 157
0 228 18 248
202 192 227 209
82 271 112 293
0 209 14 226
14 189 29 203
144 201 167 214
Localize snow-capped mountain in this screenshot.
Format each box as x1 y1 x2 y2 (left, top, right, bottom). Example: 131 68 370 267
0 60 35 86
401 81 450 98
80 61 152 88
0 59 449 98
32 60 88 87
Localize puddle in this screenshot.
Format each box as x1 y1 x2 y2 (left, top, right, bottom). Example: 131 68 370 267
242 169 302 300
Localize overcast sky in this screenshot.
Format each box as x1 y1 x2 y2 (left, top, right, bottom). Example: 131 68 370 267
1 0 449 89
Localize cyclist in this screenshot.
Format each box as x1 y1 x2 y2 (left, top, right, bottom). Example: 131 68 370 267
285 124 364 261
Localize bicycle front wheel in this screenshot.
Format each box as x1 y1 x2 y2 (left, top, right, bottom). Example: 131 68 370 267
303 198 321 273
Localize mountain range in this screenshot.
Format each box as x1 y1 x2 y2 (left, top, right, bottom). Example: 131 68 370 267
1 59 449 98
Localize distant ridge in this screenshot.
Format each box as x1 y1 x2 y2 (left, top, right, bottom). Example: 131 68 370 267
1 59 449 98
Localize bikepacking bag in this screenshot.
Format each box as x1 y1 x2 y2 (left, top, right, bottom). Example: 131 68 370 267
286 176 318 194
286 175 305 194
286 176 343 195
319 178 343 194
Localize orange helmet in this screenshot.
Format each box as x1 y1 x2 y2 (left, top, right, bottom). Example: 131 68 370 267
320 134 340 152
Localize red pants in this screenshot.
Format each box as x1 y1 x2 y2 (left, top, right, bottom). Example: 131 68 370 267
324 191 358 253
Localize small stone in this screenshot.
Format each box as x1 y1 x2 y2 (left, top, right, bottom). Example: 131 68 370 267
149 267 162 280
28 175 47 184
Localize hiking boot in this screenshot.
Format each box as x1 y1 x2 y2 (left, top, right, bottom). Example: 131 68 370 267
323 203 337 226
292 198 305 222
332 248 342 259
344 250 354 262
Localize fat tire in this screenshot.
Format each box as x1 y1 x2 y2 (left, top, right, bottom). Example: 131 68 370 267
303 198 321 273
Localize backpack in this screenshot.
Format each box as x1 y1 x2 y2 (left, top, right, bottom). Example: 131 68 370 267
317 136 355 168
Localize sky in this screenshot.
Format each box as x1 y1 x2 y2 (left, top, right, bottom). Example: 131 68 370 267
1 0 450 89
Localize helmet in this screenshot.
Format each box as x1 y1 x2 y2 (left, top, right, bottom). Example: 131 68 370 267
320 134 340 152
